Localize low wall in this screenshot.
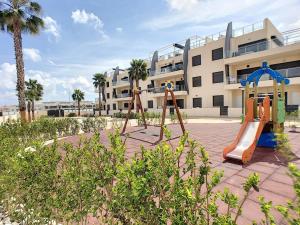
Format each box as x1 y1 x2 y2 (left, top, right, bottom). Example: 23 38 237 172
0 114 19 123
107 107 243 118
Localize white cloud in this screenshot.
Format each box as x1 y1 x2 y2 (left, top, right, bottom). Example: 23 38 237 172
116 27 123 32
0 63 16 90
143 0 300 31
24 48 42 62
71 9 103 31
43 16 60 40
0 63 17 105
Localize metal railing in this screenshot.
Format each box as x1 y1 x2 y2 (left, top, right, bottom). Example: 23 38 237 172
112 79 130 86
227 67 300 84
158 50 183 61
190 21 265 49
232 21 264 38
148 85 186 93
150 64 184 76
114 93 130 98
230 34 300 57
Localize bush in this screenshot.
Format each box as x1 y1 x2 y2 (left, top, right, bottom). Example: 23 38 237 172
0 121 299 224
81 117 107 133
67 112 77 117
113 112 137 119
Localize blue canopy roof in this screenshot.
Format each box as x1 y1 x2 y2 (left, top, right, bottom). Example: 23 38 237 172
240 61 290 87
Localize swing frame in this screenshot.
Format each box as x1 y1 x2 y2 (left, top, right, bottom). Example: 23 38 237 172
121 87 186 143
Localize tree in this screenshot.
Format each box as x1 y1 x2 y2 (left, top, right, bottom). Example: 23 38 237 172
93 73 106 116
25 79 43 121
0 0 44 122
25 87 33 122
72 89 85 116
128 59 148 112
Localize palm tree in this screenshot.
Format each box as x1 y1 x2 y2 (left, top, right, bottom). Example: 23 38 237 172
72 89 85 116
25 88 33 122
128 59 148 112
93 73 106 116
0 1 44 122
25 79 43 121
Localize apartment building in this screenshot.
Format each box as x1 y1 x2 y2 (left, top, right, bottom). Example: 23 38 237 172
100 18 300 117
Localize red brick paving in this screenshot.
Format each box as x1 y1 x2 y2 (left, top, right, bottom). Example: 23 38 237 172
61 123 300 225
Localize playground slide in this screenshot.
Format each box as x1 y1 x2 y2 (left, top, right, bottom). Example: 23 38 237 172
224 120 264 161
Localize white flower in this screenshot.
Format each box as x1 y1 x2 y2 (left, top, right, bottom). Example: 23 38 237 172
24 146 36 153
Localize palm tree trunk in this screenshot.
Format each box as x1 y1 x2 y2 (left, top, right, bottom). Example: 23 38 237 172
27 101 31 122
99 87 101 116
78 101 81 116
135 80 139 113
13 21 26 122
31 100 35 120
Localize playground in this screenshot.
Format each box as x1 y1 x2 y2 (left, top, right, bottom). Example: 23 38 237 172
63 121 300 224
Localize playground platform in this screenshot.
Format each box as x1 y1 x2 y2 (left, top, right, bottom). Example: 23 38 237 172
62 123 300 224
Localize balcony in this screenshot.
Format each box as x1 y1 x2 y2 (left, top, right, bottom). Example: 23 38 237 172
226 67 300 89
112 79 130 87
226 32 300 62
157 50 183 61
113 93 131 101
150 64 184 80
148 85 187 97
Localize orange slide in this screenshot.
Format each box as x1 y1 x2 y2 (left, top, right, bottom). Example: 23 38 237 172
223 97 270 164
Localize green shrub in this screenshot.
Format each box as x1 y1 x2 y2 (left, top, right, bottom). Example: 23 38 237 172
81 117 107 133
0 121 299 224
67 112 77 117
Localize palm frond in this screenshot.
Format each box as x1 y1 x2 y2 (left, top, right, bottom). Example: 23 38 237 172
1 0 44 34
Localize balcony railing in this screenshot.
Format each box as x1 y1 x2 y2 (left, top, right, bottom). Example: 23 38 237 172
150 64 184 76
148 85 186 93
230 34 300 57
114 93 130 98
158 50 183 61
112 79 129 86
227 67 300 84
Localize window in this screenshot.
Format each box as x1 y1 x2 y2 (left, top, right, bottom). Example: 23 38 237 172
192 76 202 87
113 103 116 110
193 98 202 108
212 48 223 61
212 71 224 83
124 103 129 108
148 100 153 109
107 104 110 111
213 95 224 107
107 93 110 99
106 82 109 87
192 55 201 66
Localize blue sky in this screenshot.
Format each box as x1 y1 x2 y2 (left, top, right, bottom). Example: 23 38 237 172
1 0 300 105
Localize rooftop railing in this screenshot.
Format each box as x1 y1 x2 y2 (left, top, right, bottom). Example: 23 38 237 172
190 21 265 49
232 21 264 37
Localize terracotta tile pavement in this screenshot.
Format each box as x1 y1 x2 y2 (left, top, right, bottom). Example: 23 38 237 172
61 123 300 225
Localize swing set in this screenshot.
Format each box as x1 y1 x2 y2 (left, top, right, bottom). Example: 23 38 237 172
121 81 186 144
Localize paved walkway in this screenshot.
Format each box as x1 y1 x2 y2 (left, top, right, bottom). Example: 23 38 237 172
63 123 300 224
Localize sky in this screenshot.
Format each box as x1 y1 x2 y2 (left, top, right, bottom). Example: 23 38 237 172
1 0 300 105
